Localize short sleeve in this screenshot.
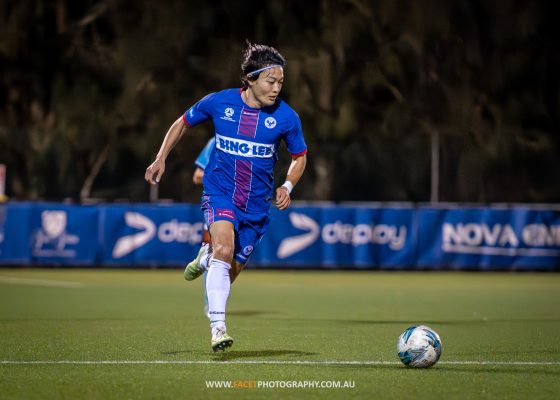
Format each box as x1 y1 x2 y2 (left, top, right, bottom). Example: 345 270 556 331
183 92 216 128
284 112 308 157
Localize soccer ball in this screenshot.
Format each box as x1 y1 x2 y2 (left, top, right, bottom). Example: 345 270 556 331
397 325 442 368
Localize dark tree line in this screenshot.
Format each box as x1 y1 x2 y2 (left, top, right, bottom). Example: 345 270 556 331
1 0 559 203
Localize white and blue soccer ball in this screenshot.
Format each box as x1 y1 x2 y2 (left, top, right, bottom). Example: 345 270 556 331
397 325 442 368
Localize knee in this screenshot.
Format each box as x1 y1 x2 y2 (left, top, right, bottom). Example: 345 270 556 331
212 241 234 263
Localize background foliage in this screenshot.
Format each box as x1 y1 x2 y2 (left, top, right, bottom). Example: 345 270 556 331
1 0 558 203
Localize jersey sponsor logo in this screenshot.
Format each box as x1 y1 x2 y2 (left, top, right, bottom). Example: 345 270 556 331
220 107 236 122
264 117 277 129
242 245 254 255
216 134 275 158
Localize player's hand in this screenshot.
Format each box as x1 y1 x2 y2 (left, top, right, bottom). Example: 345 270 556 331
275 186 291 210
192 167 204 185
145 159 165 185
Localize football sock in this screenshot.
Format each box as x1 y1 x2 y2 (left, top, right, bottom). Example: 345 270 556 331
206 258 231 330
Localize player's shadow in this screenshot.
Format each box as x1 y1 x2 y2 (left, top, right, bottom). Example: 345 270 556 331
212 349 317 361
161 349 316 358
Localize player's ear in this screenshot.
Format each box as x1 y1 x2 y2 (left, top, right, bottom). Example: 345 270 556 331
246 75 258 88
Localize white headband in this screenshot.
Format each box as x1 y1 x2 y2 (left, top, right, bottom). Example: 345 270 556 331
246 65 283 77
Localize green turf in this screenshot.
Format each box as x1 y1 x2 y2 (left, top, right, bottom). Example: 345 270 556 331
1 269 559 399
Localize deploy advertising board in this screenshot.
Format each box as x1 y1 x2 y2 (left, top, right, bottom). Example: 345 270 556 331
99 204 203 266
0 202 558 269
250 206 415 268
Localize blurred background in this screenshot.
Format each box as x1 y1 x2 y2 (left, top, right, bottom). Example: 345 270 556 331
1 0 559 204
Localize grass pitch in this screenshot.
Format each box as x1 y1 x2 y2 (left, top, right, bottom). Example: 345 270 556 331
1 269 559 399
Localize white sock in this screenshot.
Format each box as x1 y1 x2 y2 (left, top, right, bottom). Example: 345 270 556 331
206 258 231 332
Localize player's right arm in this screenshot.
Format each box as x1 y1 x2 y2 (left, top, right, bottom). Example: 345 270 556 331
145 116 188 185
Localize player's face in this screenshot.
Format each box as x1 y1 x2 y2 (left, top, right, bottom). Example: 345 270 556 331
251 67 283 107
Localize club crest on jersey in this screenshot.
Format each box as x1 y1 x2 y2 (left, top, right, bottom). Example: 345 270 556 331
216 134 275 158
264 117 277 129
220 107 236 122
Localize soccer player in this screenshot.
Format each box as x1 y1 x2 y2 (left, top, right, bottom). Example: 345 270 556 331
145 42 308 352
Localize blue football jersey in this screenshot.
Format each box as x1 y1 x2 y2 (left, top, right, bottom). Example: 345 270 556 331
183 88 307 214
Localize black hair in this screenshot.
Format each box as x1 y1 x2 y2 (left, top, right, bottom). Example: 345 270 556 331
240 41 286 87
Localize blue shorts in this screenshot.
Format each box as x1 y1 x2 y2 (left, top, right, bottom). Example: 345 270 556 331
201 194 269 264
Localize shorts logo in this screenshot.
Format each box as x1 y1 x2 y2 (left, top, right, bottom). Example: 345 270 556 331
221 108 236 122
242 245 254 256
216 208 235 220
264 117 277 129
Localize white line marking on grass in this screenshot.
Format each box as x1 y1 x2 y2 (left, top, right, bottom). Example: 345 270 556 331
1 360 559 366
0 276 83 288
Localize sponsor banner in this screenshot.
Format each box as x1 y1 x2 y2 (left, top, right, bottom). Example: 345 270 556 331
1 202 559 269
0 202 98 264
0 203 6 258
417 207 560 269
251 206 415 268
0 203 32 263
99 204 203 266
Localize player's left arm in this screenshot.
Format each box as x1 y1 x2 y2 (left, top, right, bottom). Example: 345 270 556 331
275 153 307 210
